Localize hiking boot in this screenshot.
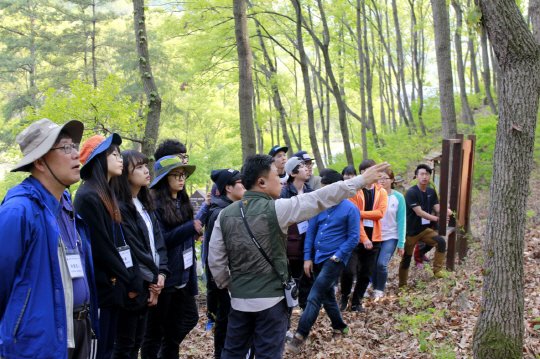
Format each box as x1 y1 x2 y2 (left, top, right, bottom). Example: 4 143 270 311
434 270 447 279
373 290 384 298
351 305 365 313
285 333 305 354
332 326 350 339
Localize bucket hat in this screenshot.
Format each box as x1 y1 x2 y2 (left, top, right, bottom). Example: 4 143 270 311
11 118 84 172
79 133 122 178
149 155 196 189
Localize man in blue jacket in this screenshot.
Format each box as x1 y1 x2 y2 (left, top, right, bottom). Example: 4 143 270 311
286 170 360 354
0 119 99 359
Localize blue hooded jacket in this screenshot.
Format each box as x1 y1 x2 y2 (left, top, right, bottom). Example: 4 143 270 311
0 177 99 359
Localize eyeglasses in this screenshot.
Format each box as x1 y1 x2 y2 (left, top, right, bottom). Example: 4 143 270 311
51 143 79 154
110 152 123 162
379 177 391 181
168 172 187 180
177 154 189 162
304 162 313 168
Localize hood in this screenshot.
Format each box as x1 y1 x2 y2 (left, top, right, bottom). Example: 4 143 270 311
210 196 233 212
2 176 63 217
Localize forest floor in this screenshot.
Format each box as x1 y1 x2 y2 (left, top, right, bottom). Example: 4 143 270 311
178 171 540 358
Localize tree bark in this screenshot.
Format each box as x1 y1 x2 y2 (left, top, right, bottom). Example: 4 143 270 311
363 0 379 147
133 0 162 176
472 0 540 357
481 25 498 114
530 0 540 44
92 0 97 89
291 0 324 171
452 0 475 125
430 0 458 139
409 0 427 135
233 0 257 160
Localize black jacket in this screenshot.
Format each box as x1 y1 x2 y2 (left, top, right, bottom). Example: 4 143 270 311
118 200 170 310
202 196 233 267
74 185 142 307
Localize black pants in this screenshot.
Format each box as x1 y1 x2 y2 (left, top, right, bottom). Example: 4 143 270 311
340 242 382 307
96 306 120 359
141 286 199 359
68 313 92 359
289 259 313 310
206 268 219 322
207 268 232 359
221 300 288 359
112 306 148 359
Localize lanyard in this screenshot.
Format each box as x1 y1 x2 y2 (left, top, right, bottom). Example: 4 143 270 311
416 185 430 213
112 222 127 247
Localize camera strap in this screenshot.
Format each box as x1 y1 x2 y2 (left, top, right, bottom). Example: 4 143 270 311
238 200 288 288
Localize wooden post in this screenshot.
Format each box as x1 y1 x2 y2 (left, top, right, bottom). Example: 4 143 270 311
446 140 463 271
438 139 451 236
457 135 476 262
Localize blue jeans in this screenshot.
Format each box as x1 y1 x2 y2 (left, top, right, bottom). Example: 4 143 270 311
372 239 398 291
296 259 347 338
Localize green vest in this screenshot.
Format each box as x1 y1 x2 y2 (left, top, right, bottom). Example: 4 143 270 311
219 191 288 299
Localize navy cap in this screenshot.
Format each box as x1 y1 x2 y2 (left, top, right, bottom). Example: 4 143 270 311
268 145 288 157
211 169 240 196
293 151 312 162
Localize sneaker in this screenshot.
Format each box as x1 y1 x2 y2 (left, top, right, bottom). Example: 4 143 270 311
206 320 214 331
332 326 350 339
351 305 365 313
415 262 425 268
285 330 294 341
285 333 305 354
422 255 430 262
373 290 383 298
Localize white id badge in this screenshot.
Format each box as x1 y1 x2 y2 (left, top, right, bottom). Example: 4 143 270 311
183 247 193 269
421 218 431 225
381 221 389 230
118 246 133 268
66 249 84 278
363 219 374 227
297 221 309 234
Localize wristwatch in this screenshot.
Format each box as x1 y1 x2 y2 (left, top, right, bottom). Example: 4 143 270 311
331 255 340 263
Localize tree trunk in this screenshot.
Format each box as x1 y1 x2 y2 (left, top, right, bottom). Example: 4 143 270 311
291 0 324 171
392 0 417 132
92 0 97 89
233 0 257 160
353 0 369 159
133 0 162 177
363 1 379 147
472 0 540 357
430 0 458 139
452 0 475 125
530 0 540 44
409 0 427 135
254 75 264 154
481 25 498 114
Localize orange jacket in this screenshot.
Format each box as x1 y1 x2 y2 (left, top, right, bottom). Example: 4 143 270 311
348 183 388 243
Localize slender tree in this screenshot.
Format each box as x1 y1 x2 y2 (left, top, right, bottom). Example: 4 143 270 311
481 26 498 114
430 0 458 139
472 0 540 357
233 0 257 159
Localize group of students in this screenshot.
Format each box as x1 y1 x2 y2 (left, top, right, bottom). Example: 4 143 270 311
0 117 449 359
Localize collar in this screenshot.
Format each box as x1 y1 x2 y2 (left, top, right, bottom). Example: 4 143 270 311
26 176 63 216
243 190 273 201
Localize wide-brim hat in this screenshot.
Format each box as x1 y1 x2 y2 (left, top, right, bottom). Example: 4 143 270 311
79 133 122 178
149 155 196 189
394 175 404 183
11 118 84 172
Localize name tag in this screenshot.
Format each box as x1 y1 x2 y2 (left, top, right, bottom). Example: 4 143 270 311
422 218 431 225
183 247 193 269
297 221 309 234
381 221 389 230
118 246 133 268
363 219 374 227
66 249 84 278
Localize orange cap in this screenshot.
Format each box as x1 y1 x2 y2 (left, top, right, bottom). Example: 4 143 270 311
80 135 105 166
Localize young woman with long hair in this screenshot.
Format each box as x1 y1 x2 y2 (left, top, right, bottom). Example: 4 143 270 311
110 150 169 359
371 168 406 297
74 134 142 359
141 155 202 359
